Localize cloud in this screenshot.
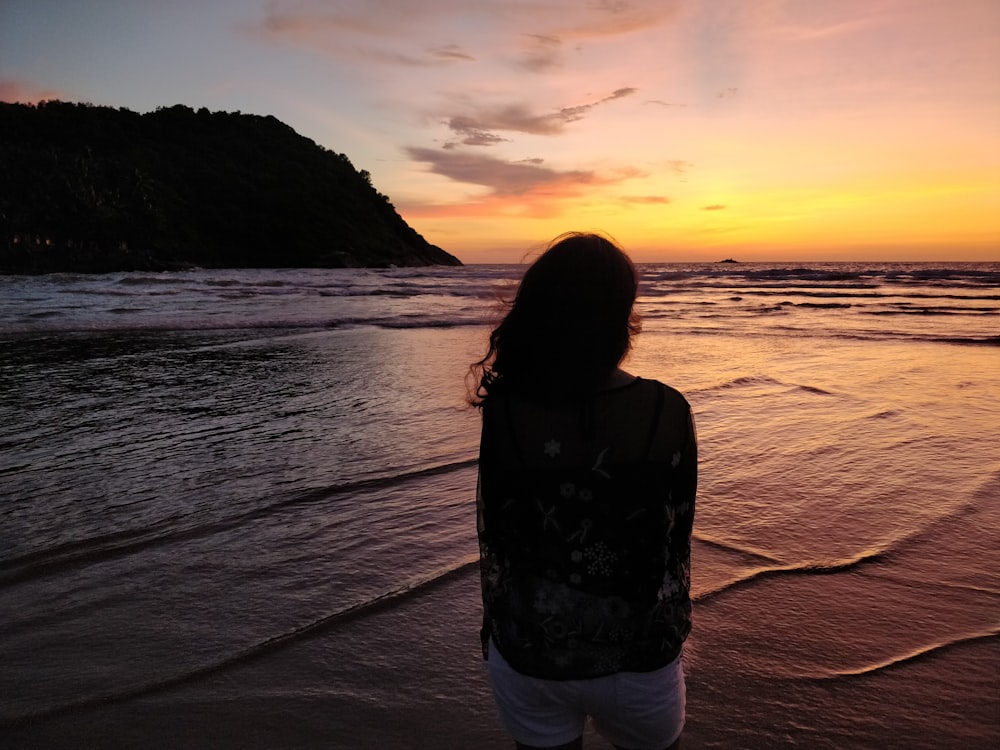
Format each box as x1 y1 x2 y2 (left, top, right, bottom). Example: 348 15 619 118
400 147 650 220
666 160 693 175
0 79 63 104
447 107 563 138
443 125 509 148
701 204 727 211
569 0 680 38
252 1 679 64
621 195 670 204
771 18 874 42
359 48 469 67
443 87 638 144
398 191 570 220
360 43 476 68
589 0 630 11
516 34 563 72
251 2 481 67
428 44 475 63
406 146 599 195
258 2 391 37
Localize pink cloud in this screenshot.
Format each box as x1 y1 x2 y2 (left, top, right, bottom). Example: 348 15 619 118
443 87 638 144
251 1 679 65
516 34 563 72
406 146 599 195
563 0 680 39
621 195 670 204
399 147 651 220
428 44 476 62
249 3 480 67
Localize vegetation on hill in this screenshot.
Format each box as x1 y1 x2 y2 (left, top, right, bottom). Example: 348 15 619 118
0 101 461 272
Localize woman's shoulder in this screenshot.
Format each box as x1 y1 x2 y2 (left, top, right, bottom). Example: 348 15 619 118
482 373 691 417
613 375 691 411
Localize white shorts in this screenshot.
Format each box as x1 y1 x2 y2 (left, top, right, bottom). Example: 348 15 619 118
487 639 685 749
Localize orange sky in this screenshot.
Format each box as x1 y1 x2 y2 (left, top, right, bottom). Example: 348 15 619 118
2 0 998 262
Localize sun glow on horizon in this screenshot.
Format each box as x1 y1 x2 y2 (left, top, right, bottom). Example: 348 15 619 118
1 0 997 263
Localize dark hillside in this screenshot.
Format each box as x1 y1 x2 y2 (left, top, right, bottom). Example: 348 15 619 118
0 101 461 272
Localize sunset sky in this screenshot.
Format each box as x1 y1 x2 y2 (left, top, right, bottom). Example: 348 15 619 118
2 0 998 262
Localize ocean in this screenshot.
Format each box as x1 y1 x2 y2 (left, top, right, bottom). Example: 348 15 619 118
1 261 998 749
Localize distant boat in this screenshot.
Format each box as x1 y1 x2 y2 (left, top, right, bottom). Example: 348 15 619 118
718 258 738 263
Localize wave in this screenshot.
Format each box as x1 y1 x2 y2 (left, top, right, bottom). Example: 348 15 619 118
797 384 834 395
107 306 145 314
7 261 996 340
795 302 852 309
0 555 480 728
930 335 1000 346
695 375 835 396
693 534 786 564
0 458 479 587
700 374 783 391
667 287 1000 302
641 264 1000 287
113 271 495 298
379 317 481 329
693 547 889 603
892 465 1000 547
695 468 1000 604
3 314 487 337
866 308 985 316
15 305 988 340
679 326 1000 348
835 331 1000 347
115 275 186 286
865 409 901 420
24 263 1000 292
809 627 1000 681
892 267 1000 283
859 565 1000 601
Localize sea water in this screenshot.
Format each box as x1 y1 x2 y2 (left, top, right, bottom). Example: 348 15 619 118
1 263 998 749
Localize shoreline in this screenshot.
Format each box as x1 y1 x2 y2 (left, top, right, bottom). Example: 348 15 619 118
6 563 999 749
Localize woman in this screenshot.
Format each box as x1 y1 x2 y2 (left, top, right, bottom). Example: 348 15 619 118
472 233 697 750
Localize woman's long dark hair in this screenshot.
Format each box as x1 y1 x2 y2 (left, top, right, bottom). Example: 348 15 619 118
471 232 641 406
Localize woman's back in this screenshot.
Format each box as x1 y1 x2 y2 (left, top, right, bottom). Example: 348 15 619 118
477 375 697 680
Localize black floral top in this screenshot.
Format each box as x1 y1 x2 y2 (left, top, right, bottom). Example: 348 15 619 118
477 377 697 679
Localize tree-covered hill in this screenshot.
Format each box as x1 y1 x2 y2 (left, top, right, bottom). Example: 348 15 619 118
0 101 461 272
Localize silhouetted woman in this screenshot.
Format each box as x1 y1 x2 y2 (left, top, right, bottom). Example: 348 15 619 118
472 233 697 750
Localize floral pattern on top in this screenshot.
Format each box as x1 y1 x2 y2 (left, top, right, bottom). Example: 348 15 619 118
477 379 697 680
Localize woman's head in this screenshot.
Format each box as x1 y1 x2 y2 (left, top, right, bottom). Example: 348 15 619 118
472 232 640 404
